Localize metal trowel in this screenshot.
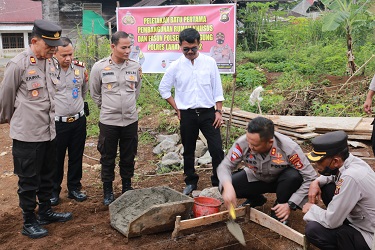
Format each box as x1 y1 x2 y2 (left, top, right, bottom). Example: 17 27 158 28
226 203 246 246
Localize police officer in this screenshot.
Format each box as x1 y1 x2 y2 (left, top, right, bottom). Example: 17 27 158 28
209 32 234 73
90 31 142 206
0 20 72 239
217 117 317 224
51 37 88 206
303 131 375 250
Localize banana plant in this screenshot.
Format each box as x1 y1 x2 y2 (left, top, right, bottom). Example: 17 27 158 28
320 0 373 75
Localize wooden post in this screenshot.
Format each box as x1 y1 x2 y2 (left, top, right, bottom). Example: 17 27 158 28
171 216 181 239
108 22 112 42
244 204 250 223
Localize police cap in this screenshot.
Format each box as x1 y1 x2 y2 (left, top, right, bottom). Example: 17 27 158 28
307 131 348 162
33 19 63 47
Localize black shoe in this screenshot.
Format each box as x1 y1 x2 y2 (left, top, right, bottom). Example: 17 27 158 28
122 186 134 194
240 194 267 207
50 191 60 206
103 182 114 206
22 222 48 239
38 209 73 225
122 178 134 194
68 190 87 202
182 184 197 195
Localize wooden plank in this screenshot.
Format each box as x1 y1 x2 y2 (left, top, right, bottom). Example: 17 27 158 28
249 208 306 247
347 134 371 140
276 128 319 139
276 126 316 133
178 207 246 231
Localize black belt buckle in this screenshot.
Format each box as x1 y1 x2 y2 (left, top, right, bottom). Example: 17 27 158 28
67 117 75 123
195 109 200 115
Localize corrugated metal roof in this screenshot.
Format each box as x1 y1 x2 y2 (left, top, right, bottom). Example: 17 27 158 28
132 0 168 7
0 0 42 23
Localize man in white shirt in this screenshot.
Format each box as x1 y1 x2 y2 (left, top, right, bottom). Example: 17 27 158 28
159 28 225 195
303 131 375 250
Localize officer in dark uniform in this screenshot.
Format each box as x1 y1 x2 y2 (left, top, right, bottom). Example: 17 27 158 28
51 37 88 205
0 20 72 239
303 131 375 250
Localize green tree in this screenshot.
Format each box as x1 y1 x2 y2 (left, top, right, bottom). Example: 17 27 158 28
321 0 374 75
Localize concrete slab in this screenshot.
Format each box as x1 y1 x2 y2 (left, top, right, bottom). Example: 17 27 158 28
109 186 194 238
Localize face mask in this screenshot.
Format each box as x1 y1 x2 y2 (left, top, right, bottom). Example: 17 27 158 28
318 158 339 176
217 39 224 44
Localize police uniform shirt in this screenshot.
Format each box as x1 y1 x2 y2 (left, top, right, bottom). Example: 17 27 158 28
0 47 57 141
303 154 375 248
217 132 317 207
158 53 224 110
54 60 88 117
89 57 142 127
368 74 375 91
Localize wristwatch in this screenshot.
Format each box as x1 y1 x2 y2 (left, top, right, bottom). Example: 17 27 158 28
215 109 223 114
288 201 297 211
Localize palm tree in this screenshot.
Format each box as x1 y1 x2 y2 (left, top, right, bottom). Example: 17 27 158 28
320 0 373 75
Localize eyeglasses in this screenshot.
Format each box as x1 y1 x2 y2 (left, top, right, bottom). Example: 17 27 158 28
182 47 198 53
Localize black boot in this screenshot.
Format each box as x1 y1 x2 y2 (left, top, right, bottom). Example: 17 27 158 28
103 182 114 206
122 178 134 193
37 201 73 225
22 211 48 239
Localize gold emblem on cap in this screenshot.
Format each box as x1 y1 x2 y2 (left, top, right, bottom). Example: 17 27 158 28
54 32 60 38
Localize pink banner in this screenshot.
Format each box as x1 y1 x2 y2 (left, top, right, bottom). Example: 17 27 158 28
117 4 236 73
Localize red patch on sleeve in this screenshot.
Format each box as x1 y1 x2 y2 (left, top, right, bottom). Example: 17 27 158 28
289 154 304 169
230 143 243 161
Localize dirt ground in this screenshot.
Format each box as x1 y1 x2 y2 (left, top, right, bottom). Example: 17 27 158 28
0 67 374 249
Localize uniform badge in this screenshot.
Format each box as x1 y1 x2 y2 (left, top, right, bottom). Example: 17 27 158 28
30 56 36 64
32 83 41 88
272 153 285 164
334 178 344 195
289 154 304 169
31 89 39 97
28 70 36 75
72 87 79 99
270 147 276 156
107 84 112 90
75 69 80 76
230 143 243 161
129 75 135 81
104 67 111 71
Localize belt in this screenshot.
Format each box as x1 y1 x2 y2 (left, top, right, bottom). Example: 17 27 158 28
55 110 84 123
184 107 214 114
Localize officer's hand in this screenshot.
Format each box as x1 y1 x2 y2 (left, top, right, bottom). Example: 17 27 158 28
302 203 313 214
221 182 237 209
271 203 290 223
212 112 222 129
176 109 181 120
364 99 372 115
308 180 321 204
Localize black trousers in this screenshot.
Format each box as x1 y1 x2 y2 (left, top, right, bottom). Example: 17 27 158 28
180 108 224 186
97 121 138 183
305 183 370 250
231 167 303 204
12 139 56 212
54 116 86 192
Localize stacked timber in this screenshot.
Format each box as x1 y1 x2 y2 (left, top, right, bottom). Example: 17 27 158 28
222 107 373 141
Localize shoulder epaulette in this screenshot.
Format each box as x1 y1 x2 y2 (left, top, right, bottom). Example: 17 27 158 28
73 60 86 68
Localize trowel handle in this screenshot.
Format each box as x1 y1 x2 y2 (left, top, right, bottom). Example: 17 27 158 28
229 203 236 220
